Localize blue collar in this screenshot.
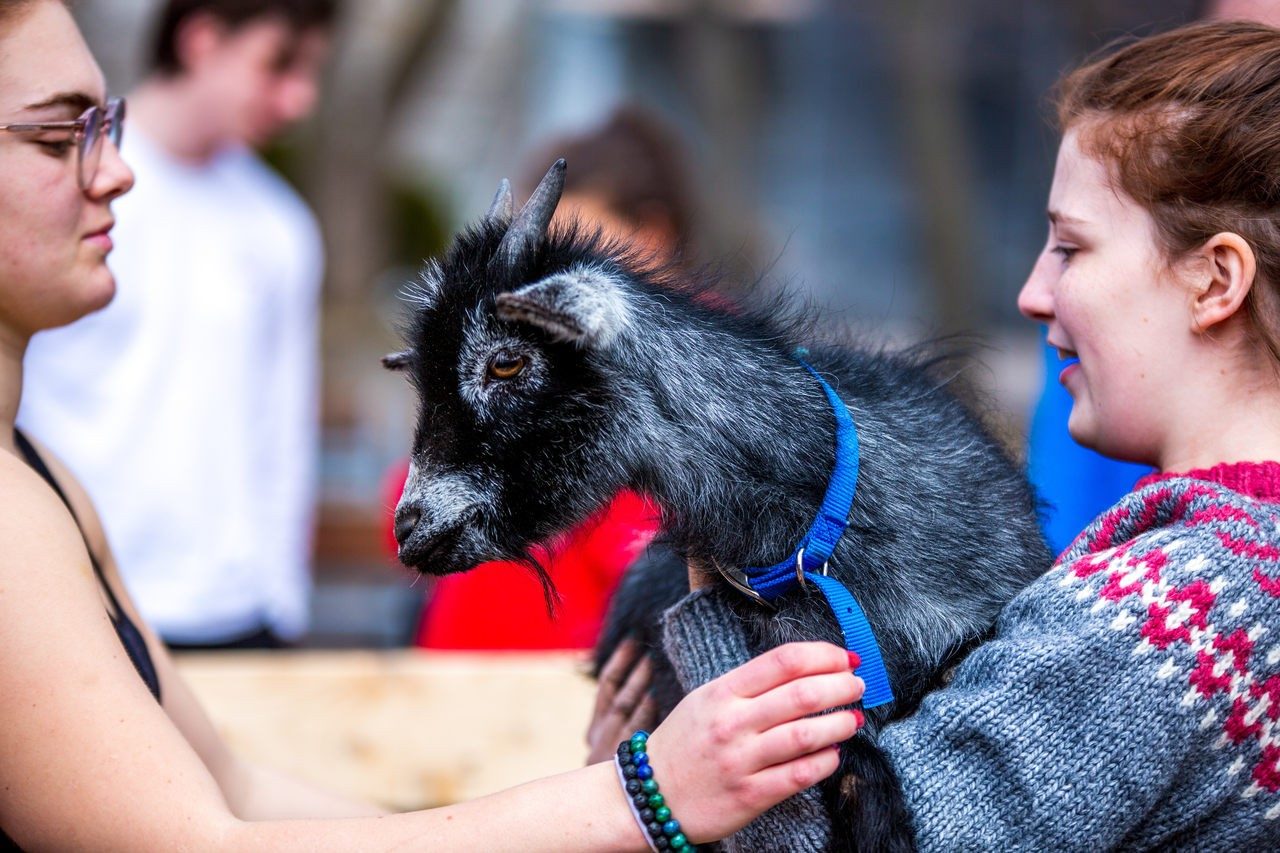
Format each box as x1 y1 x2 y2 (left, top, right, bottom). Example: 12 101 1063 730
716 357 894 709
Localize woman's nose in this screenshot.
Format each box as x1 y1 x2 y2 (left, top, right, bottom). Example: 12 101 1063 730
1017 258 1054 324
87 138 134 202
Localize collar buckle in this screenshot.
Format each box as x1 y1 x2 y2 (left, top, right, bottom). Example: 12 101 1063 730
711 558 777 610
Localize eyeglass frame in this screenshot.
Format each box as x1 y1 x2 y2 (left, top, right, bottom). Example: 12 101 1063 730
0 97 125 190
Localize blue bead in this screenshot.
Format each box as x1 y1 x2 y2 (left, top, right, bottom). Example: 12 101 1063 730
663 819 681 837
635 764 654 780
633 751 649 766
633 730 650 739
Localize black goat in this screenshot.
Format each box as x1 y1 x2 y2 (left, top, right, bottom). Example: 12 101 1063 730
387 161 1053 852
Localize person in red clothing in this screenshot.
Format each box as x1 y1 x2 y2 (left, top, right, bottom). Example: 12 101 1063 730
388 107 699 650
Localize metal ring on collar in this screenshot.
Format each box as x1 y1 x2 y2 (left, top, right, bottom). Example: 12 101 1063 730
795 547 831 588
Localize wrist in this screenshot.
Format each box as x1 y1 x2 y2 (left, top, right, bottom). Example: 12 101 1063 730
614 730 696 851
592 759 659 853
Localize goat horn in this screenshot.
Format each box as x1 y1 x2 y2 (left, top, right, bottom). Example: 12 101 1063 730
381 349 414 371
486 178 514 223
493 159 566 269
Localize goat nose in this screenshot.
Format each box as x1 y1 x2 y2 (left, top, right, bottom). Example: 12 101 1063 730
394 505 422 545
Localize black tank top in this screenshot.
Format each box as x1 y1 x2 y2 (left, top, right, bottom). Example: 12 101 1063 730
13 430 162 702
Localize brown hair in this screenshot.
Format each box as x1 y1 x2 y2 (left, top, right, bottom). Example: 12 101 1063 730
148 0 338 76
0 0 55 26
1055 20 1280 364
521 106 698 252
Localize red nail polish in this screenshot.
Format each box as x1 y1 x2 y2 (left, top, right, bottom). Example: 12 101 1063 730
847 651 861 670
852 709 865 729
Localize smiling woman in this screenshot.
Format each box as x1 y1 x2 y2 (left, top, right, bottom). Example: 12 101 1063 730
0 4 862 847
637 20 1280 852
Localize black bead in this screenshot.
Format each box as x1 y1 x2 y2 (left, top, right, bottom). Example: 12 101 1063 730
623 763 638 779
639 807 655 822
633 793 649 808
618 741 631 754
648 822 665 838
625 779 642 794
655 838 670 850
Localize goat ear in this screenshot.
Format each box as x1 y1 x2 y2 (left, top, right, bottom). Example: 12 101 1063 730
486 178 514 224
495 266 630 349
382 349 414 371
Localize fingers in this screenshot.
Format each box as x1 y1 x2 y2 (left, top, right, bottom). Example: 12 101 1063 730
616 654 652 715
722 642 852 699
749 710 861 769
624 692 658 740
742 746 843 813
594 638 642 718
589 639 645 740
587 643 655 764
741 671 864 733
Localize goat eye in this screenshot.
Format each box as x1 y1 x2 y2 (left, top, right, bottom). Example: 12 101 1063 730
487 353 527 381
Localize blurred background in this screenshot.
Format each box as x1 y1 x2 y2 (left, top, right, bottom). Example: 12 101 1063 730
71 0 1200 648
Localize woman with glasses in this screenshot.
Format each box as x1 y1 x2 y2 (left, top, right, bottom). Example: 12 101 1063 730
0 1 863 848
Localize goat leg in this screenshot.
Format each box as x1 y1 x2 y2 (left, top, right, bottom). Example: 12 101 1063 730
825 732 917 853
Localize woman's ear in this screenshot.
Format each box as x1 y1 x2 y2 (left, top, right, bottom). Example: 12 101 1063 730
1189 232 1257 333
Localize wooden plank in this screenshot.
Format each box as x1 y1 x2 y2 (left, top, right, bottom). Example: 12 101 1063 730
176 650 598 811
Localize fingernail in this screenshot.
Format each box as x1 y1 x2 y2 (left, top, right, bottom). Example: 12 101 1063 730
852 709 865 729
847 651 861 670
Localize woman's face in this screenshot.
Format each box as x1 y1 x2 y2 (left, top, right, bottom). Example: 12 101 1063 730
0 0 133 340
1017 128 1194 465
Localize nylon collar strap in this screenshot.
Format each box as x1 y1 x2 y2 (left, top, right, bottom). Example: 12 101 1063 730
728 358 894 709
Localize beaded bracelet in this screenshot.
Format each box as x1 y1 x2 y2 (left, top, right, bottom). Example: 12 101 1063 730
614 730 696 852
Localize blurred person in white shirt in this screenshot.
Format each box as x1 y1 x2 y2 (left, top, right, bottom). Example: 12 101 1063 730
20 0 335 648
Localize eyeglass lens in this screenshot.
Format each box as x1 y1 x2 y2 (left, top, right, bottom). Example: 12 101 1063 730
78 98 125 190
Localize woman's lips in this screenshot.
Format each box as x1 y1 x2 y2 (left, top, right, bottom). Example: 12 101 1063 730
1059 355 1081 384
83 227 113 253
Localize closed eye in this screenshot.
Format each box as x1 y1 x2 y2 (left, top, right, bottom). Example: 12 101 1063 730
36 137 75 156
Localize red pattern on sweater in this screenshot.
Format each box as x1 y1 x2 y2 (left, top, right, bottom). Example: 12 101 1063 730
1139 577 1213 648
1071 461 1280 800
1255 567 1280 598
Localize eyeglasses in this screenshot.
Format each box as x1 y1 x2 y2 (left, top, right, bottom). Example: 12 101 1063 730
0 97 125 190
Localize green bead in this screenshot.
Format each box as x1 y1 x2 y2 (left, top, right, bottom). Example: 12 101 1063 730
670 834 688 849
655 806 671 822
648 793 665 809
641 778 659 794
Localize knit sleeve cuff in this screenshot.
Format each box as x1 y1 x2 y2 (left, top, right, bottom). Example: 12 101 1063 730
660 587 754 692
721 787 832 853
660 588 834 853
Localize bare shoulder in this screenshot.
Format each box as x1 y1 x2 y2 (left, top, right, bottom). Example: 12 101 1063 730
0 450 231 849
0 449 100 613
0 449 84 550
11 433 108 546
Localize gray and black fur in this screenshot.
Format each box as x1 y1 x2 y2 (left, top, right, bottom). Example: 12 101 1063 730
388 161 1053 852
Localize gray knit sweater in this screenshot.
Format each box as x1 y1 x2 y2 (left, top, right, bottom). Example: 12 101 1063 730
661 462 1280 851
